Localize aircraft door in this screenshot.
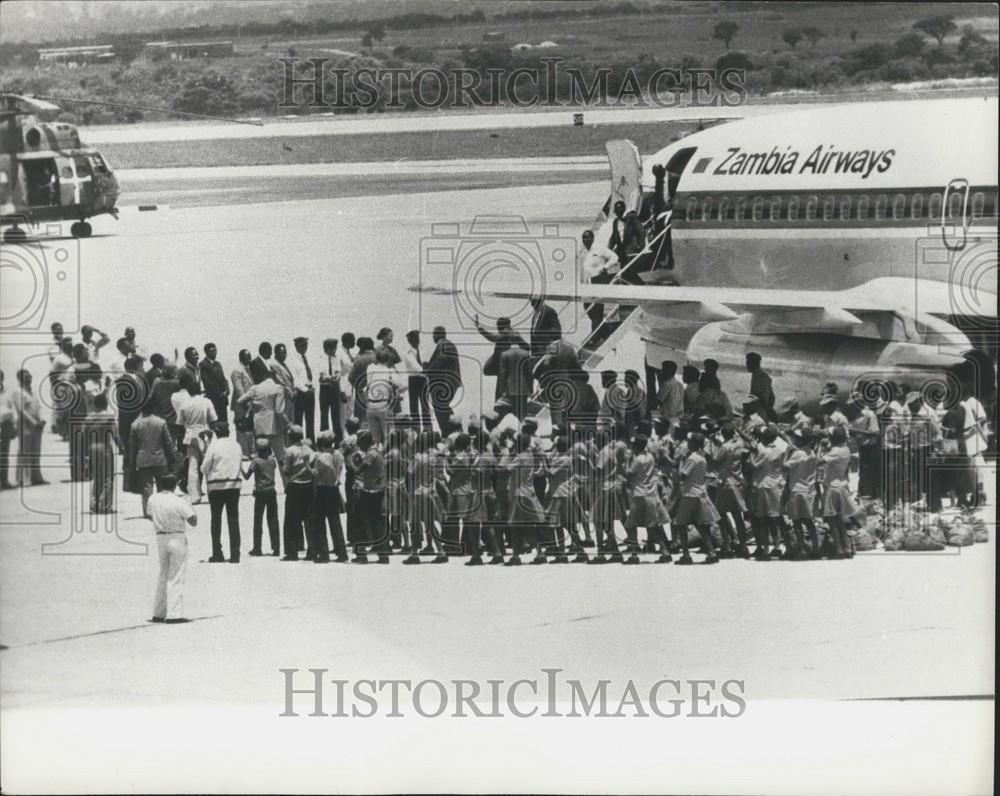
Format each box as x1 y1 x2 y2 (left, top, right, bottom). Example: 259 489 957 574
22 158 59 207
942 178 970 251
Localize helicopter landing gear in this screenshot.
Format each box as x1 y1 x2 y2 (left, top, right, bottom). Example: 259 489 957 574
3 226 28 243
70 221 92 238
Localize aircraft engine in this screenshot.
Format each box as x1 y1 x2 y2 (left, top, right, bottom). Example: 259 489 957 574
683 321 976 412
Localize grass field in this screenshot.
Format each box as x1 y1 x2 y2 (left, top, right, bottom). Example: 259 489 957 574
266 2 998 65
100 119 705 168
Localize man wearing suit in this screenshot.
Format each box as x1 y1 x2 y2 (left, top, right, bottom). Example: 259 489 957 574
230 349 255 456
199 343 229 424
528 297 561 360
271 343 296 428
498 339 532 420
425 326 462 435
534 337 581 428
474 315 530 402
347 337 377 422
178 346 201 394
237 358 287 465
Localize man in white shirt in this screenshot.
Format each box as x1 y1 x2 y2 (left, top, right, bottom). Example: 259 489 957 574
78 324 111 366
961 391 990 506
148 473 196 624
365 350 407 444
318 337 343 442
402 329 431 429
579 229 619 332
201 422 244 563
337 332 357 422
489 398 520 444
178 383 217 503
288 336 315 441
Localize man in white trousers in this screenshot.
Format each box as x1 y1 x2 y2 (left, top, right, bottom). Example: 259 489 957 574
148 473 196 624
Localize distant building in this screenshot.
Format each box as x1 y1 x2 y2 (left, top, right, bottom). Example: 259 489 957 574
482 31 506 42
537 41 559 49
143 41 235 61
37 44 115 66
511 43 533 52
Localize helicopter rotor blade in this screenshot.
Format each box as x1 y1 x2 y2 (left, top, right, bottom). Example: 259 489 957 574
28 95 265 126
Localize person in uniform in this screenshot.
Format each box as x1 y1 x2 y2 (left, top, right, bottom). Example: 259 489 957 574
783 429 819 559
710 424 751 558
244 437 280 557
588 422 629 564
543 435 582 564
351 430 389 564
749 426 785 560
819 427 856 558
623 435 672 564
504 432 549 565
280 425 315 561
672 432 721 565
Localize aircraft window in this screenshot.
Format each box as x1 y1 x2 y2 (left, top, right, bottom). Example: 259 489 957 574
734 197 747 222
874 195 887 220
717 197 730 221
928 192 941 220
90 154 109 174
769 197 781 221
805 195 818 221
74 158 92 177
701 196 713 221
892 194 906 220
822 196 835 221
751 196 764 222
970 192 984 218
910 194 923 220
61 166 73 179
947 190 964 220
684 196 698 222
787 196 799 221
857 195 870 220
839 195 852 220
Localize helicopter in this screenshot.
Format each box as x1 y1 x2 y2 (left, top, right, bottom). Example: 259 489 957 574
1 93 120 242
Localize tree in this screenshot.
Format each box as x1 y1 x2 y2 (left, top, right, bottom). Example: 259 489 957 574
712 20 739 51
781 29 802 49
802 26 825 47
362 23 385 54
958 24 988 54
893 32 925 59
913 14 957 46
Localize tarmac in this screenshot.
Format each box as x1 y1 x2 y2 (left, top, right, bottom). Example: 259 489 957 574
0 163 994 794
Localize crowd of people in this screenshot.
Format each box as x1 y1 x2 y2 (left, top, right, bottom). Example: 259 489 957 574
0 311 993 619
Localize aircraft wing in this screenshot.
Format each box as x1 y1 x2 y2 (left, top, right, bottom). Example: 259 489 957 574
477 277 980 320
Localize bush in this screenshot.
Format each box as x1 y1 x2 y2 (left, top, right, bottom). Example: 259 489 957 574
892 32 925 59
716 51 753 71
879 58 929 82
924 48 955 67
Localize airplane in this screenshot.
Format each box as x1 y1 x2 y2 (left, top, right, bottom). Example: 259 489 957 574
479 96 999 413
0 94 120 241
